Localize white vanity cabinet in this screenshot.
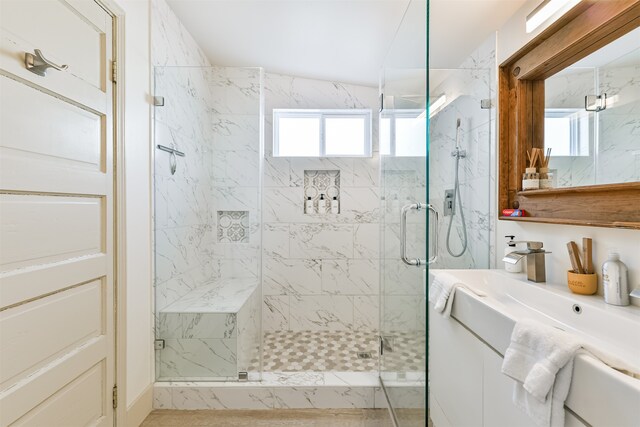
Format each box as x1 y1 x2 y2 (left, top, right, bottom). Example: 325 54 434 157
429 304 587 427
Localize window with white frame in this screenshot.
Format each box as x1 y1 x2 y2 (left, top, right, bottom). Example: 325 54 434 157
380 110 427 157
273 109 372 157
544 108 591 156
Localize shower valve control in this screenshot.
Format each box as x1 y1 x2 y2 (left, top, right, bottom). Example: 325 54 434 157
444 189 455 216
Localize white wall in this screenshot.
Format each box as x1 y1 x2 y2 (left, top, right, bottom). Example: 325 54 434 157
121 0 154 410
495 2 640 299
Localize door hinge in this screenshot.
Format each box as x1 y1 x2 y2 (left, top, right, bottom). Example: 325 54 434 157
112 385 118 409
111 60 117 83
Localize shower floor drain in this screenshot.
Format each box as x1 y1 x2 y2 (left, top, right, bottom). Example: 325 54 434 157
357 352 373 359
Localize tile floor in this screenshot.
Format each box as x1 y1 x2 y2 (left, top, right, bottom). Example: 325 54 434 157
260 330 379 372
259 330 425 373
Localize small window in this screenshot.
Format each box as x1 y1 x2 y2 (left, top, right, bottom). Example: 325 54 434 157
380 110 427 157
544 109 590 156
273 109 372 157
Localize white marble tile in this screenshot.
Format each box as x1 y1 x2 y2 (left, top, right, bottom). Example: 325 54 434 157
353 223 381 259
263 296 290 331
321 259 379 295
263 187 304 223
264 257 322 296
172 387 274 409
263 224 290 258
218 258 259 280
339 187 380 223
157 313 182 339
271 387 374 409
353 156 380 187
153 386 173 409
158 338 237 379
182 313 237 339
210 78 261 115
289 224 354 259
151 0 210 67
162 280 258 313
261 371 326 386
354 295 380 331
211 186 258 212
210 114 260 152
263 157 291 188
289 295 353 331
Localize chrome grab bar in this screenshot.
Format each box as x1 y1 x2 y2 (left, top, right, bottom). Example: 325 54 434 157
400 202 439 266
428 204 439 264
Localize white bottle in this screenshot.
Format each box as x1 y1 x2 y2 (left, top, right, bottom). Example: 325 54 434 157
331 196 339 214
603 251 629 306
318 194 327 213
305 196 314 214
504 235 522 273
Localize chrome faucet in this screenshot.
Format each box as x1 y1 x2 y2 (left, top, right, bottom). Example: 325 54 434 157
503 241 552 283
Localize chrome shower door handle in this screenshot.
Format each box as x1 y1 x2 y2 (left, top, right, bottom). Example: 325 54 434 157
25 49 69 76
427 204 439 264
400 202 427 266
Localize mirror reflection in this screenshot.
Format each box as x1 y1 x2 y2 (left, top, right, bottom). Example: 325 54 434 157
544 27 640 188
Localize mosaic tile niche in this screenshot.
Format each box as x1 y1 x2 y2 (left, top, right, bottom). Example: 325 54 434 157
303 170 341 214
217 211 250 243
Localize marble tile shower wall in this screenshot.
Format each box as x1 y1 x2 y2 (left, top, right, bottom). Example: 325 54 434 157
429 36 496 269
262 74 381 333
546 65 640 186
153 0 263 314
209 66 263 281
152 0 217 312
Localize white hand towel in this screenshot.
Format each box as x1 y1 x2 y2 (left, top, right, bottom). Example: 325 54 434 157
428 271 485 318
501 319 582 427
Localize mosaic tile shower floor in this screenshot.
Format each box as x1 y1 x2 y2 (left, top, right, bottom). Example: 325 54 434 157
258 331 425 373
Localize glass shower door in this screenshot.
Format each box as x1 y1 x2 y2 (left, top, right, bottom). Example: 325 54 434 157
379 73 429 426
378 1 428 425
153 66 264 382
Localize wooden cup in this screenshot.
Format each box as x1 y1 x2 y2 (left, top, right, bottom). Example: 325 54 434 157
567 271 598 295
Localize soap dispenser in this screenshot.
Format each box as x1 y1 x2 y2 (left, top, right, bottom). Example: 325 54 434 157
603 250 629 306
318 194 327 213
504 235 522 273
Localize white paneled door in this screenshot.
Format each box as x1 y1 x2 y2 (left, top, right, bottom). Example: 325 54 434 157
0 0 116 425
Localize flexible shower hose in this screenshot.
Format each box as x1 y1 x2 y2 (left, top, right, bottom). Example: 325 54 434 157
445 142 468 258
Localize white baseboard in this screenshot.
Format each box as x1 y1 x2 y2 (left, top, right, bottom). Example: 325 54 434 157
127 384 153 427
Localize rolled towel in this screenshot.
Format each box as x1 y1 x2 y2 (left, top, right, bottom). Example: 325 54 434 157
429 271 485 318
501 319 582 427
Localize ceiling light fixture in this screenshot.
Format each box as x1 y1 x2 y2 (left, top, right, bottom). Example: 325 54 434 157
526 0 581 33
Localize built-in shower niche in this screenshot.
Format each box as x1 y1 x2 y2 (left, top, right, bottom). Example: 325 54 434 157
303 170 340 214
217 210 250 243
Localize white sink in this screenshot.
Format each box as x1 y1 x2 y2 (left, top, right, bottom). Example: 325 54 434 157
429 269 640 427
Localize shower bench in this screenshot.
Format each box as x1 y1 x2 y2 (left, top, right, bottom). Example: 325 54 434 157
156 278 261 381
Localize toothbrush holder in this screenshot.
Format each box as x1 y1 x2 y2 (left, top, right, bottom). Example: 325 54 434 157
567 271 597 295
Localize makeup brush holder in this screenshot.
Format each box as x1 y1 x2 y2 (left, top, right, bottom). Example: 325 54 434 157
567 270 597 295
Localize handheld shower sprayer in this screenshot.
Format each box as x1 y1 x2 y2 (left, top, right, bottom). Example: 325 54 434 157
446 118 468 257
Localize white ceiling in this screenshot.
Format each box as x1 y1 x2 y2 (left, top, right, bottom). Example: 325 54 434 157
166 0 529 86
429 0 528 69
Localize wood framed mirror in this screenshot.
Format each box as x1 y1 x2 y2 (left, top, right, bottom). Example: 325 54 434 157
498 0 640 229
